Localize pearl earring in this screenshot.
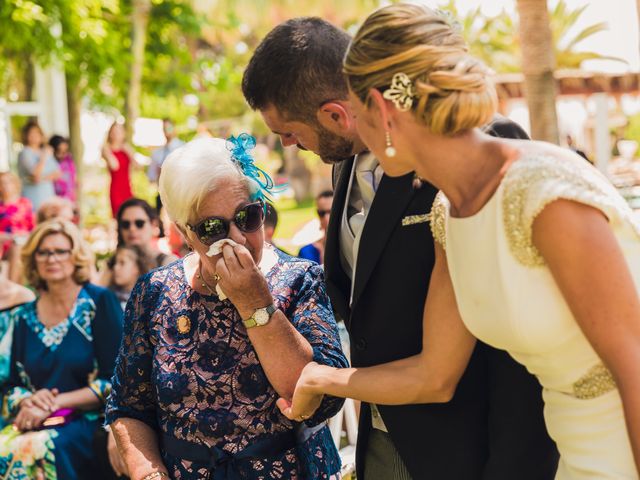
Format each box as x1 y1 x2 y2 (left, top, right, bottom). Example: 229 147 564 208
385 131 397 158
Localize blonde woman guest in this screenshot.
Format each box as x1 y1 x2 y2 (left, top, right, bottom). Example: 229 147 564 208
280 4 640 479
36 196 76 224
0 220 123 479
17 122 61 211
106 136 347 479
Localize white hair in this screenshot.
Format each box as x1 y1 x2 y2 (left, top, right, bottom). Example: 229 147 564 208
158 137 259 226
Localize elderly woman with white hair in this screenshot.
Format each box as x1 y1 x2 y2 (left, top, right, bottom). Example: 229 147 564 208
105 135 347 480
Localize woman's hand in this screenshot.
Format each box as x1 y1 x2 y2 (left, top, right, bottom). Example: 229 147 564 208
107 428 129 477
14 403 50 431
276 362 327 421
216 244 273 319
25 388 59 413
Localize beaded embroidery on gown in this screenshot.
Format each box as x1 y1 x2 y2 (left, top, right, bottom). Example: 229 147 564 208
430 152 639 479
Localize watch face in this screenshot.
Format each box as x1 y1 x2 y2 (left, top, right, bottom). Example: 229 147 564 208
255 308 270 325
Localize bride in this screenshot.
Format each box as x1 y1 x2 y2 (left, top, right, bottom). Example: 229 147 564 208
277 4 640 478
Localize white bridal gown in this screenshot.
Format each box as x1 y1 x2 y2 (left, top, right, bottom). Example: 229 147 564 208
430 153 639 479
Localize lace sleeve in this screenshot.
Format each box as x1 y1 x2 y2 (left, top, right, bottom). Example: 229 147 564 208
502 154 639 267
428 191 449 249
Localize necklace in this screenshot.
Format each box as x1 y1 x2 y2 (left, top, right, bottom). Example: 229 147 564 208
196 263 216 296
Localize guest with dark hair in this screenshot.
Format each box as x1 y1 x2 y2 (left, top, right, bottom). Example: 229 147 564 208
49 134 77 204
107 245 153 309
264 202 278 245
299 190 333 264
98 198 177 289
115 198 177 267
17 122 61 211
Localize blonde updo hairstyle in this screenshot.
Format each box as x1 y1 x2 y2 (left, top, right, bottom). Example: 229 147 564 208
21 219 94 290
344 3 497 136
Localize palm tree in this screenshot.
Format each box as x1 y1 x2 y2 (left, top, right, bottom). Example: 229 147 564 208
516 0 560 144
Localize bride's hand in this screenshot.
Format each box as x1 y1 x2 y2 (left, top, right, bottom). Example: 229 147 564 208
276 362 328 422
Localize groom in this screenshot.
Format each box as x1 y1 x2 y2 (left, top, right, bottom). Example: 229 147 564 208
243 17 558 480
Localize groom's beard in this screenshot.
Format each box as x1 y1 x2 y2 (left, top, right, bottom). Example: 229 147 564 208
315 125 354 165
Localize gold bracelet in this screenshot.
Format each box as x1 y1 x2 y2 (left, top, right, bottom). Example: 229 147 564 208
140 473 169 480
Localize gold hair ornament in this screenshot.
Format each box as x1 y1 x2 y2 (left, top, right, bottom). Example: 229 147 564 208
383 73 416 112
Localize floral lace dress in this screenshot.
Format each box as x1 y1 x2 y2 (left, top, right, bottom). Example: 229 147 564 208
106 247 348 479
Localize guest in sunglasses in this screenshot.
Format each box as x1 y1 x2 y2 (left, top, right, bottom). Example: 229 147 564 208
98 199 178 288
299 190 333 264
106 136 347 480
116 198 177 268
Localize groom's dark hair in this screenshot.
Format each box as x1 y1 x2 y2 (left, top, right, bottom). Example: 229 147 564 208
242 17 351 122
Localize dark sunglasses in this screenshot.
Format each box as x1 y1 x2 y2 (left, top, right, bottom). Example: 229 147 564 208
317 209 331 217
121 219 147 230
188 201 265 246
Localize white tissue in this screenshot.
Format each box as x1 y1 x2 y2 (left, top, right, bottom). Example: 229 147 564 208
206 238 239 257
205 239 239 299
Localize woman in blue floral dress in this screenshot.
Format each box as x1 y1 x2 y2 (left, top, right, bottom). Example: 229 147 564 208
106 136 348 479
0 220 123 479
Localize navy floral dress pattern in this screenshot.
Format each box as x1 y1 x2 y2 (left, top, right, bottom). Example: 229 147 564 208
0 284 123 479
106 246 348 479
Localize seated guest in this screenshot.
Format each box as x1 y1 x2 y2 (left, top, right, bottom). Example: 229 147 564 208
106 135 347 479
0 219 124 479
36 195 75 224
298 190 333 264
0 276 35 429
0 171 35 283
108 245 152 309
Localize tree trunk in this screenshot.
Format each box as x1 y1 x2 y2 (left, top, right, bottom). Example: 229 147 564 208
516 0 559 144
66 81 84 220
637 0 640 60
125 0 151 143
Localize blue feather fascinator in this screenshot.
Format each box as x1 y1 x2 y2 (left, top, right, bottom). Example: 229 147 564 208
226 133 285 202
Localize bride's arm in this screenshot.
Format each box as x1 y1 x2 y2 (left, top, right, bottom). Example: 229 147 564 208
533 199 640 472
277 243 477 419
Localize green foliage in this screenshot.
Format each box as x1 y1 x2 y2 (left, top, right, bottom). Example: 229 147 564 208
440 0 619 73
624 113 640 145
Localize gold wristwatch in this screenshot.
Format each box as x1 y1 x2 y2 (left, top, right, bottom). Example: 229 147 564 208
243 304 277 329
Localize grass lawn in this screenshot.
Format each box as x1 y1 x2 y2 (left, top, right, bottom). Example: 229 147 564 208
272 196 317 254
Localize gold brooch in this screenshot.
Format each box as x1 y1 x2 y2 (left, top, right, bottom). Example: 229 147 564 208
177 315 191 334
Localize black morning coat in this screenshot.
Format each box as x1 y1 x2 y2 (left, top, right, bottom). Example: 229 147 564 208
324 116 559 479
